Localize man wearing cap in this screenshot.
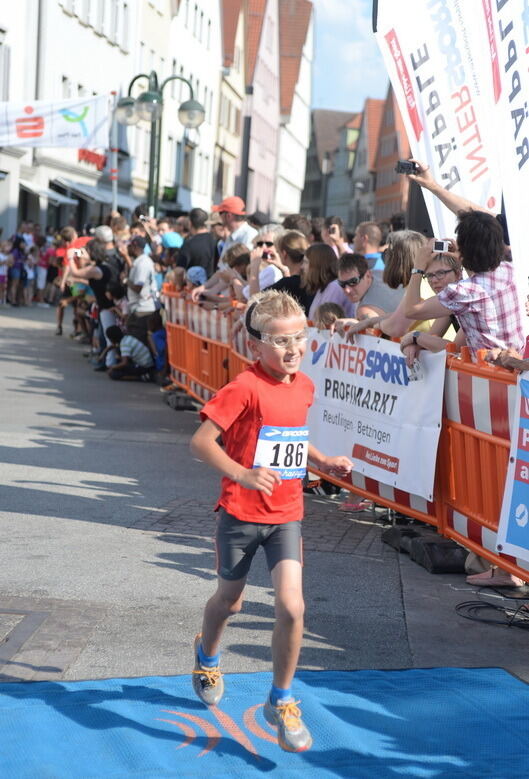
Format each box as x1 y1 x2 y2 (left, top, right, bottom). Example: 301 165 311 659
212 196 258 262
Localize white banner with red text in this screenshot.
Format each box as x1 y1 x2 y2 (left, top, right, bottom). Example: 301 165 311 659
301 330 446 501
0 95 110 148
374 0 502 238
487 1 529 344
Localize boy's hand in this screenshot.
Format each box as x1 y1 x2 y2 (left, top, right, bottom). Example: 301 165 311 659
321 456 353 478
237 467 282 496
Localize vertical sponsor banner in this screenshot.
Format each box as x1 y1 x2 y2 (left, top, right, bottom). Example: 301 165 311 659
374 0 502 238
497 375 529 561
488 0 529 339
0 95 110 149
301 330 445 501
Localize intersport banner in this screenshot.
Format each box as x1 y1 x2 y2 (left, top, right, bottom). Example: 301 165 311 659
374 0 502 239
301 330 446 501
0 95 110 149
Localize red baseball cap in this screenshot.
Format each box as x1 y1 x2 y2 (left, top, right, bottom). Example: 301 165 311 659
212 196 246 216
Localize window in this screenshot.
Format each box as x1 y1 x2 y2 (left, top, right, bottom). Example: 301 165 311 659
199 11 204 41
184 0 189 27
121 2 129 51
171 59 177 98
0 38 10 101
62 76 72 99
207 20 211 49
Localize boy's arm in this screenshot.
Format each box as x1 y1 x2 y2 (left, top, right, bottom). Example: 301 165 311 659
308 444 353 479
191 418 282 496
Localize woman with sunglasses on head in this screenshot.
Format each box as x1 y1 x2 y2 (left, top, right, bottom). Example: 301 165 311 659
260 231 312 315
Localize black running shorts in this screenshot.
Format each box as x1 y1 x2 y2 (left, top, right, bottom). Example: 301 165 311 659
215 509 303 581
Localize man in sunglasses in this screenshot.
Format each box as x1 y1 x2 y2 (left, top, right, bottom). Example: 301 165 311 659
337 253 404 319
211 196 258 262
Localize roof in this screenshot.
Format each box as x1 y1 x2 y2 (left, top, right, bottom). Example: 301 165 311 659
278 0 313 116
246 0 267 85
221 0 243 69
363 98 385 170
312 109 356 170
347 114 363 130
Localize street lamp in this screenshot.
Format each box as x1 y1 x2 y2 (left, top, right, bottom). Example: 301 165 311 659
115 70 206 215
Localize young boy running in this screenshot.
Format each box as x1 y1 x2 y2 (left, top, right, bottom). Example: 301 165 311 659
190 290 352 752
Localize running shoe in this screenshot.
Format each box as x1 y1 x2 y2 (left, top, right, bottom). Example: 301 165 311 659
192 634 224 706
263 696 313 752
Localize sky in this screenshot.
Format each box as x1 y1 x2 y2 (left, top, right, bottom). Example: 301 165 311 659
311 0 388 113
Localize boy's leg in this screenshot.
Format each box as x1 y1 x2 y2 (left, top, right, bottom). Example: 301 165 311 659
263 524 312 752
201 574 246 658
270 559 304 690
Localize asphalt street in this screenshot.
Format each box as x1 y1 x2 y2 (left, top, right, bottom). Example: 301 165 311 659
1 305 529 685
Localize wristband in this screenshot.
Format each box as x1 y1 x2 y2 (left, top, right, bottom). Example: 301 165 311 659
410 268 424 277
411 330 421 345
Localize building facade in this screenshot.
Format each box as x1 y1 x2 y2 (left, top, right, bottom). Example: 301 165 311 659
214 0 245 205
275 0 313 219
373 84 411 222
348 97 385 228
0 0 141 236
299 109 353 218
165 0 222 213
238 0 281 218
326 113 362 225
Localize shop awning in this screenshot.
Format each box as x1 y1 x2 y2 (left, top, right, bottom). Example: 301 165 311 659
54 177 113 205
54 178 138 212
19 180 78 206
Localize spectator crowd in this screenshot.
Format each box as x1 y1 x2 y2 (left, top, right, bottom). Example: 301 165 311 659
1 159 526 388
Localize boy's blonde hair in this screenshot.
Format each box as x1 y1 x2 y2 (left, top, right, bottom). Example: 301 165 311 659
245 290 305 339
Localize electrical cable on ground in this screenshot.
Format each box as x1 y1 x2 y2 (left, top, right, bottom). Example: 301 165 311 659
455 587 529 630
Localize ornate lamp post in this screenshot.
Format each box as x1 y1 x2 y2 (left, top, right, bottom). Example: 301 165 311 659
115 71 205 215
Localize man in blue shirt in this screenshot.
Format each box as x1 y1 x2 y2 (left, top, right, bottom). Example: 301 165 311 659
353 221 385 272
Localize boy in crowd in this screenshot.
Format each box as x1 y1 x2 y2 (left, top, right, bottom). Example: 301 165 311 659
105 325 154 381
190 290 352 753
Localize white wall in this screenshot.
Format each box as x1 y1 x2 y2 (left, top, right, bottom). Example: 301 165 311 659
166 0 222 211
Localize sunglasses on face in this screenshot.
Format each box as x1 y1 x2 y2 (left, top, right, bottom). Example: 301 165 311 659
338 272 365 289
424 269 455 282
256 241 274 248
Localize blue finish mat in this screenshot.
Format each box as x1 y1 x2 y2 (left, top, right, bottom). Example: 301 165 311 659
0 668 528 777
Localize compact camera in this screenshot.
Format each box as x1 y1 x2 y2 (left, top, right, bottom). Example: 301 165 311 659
433 240 450 253
395 160 419 174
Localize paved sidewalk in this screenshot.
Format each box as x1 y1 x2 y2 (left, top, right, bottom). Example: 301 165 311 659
0 306 528 686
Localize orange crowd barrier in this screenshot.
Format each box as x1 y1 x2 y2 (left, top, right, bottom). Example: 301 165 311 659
162 284 529 581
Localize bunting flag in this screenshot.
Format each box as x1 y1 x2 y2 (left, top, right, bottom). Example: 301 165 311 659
0 95 110 149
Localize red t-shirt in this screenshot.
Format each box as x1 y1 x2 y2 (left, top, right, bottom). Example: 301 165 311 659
56 236 91 269
200 361 314 524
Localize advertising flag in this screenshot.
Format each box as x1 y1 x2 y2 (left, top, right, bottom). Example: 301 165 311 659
374 0 502 239
0 95 110 149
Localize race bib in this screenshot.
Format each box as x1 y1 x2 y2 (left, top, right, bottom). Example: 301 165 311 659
253 425 309 480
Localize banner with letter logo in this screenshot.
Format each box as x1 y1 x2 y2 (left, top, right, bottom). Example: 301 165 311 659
374 0 502 239
497 375 529 562
486 1 529 343
0 95 110 149
301 330 446 501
